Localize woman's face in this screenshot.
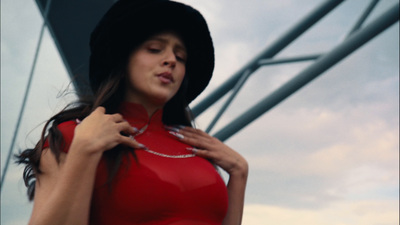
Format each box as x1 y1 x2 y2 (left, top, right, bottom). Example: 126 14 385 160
125 32 187 107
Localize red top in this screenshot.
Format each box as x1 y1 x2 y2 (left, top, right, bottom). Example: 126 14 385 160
46 102 228 224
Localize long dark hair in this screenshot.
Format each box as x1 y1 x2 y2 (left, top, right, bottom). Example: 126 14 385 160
15 57 193 201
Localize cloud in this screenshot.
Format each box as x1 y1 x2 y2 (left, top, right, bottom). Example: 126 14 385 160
224 96 398 208
243 201 399 225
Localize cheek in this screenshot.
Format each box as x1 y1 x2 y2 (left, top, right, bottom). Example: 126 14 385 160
127 59 148 84
127 68 140 87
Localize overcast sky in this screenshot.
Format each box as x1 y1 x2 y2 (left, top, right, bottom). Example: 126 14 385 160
1 0 399 224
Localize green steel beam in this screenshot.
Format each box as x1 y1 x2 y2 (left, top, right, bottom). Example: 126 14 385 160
205 69 252 133
257 54 322 66
206 54 322 133
213 2 399 142
192 0 344 117
346 0 380 38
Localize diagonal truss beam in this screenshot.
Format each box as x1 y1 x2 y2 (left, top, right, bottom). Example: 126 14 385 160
192 0 345 117
208 2 399 141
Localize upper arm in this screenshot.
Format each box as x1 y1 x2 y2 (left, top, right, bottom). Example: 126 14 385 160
30 148 66 219
34 120 73 197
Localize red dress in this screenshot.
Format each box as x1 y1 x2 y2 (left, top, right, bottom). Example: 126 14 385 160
48 102 229 224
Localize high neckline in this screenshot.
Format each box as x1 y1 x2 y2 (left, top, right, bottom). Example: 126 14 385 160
119 102 164 129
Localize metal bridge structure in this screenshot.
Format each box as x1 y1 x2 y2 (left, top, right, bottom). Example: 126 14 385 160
1 0 399 192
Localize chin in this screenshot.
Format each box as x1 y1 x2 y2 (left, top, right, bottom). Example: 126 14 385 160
150 94 174 106
134 88 178 107
154 89 178 103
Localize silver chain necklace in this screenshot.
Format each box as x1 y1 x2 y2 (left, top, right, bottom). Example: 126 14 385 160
134 124 196 159
142 149 195 158
77 118 195 158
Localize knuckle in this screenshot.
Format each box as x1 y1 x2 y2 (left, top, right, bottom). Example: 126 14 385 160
96 106 105 113
106 114 115 121
198 149 208 156
209 137 219 144
190 139 200 147
194 128 203 134
122 122 131 130
114 133 123 141
105 116 113 122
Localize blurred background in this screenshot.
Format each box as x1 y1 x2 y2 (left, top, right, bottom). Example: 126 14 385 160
1 0 399 224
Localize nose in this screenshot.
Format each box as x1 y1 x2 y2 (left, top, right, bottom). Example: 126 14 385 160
162 50 176 68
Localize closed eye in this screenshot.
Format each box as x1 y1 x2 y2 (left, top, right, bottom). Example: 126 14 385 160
148 48 161 53
175 51 187 63
176 55 186 63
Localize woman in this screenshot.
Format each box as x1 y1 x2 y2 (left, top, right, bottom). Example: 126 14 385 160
17 0 248 224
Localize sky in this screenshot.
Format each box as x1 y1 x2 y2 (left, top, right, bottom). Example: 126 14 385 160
1 0 399 224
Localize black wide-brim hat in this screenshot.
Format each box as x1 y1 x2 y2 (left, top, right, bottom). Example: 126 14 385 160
89 0 214 104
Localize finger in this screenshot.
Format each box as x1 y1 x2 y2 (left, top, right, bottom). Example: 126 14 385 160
175 129 211 145
168 127 216 150
95 106 106 114
119 135 147 149
168 129 208 148
165 126 207 139
117 121 138 134
169 131 185 140
186 147 211 158
111 113 124 123
164 125 181 133
179 127 209 139
177 134 208 149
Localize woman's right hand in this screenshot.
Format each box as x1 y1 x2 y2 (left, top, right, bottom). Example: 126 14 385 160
71 106 145 156
29 106 144 225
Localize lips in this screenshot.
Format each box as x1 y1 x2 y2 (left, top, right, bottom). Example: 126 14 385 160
157 72 174 84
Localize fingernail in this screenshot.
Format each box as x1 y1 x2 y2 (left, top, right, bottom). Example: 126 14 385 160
75 118 81 124
169 131 184 139
138 144 147 149
186 147 198 154
165 126 180 133
132 127 139 132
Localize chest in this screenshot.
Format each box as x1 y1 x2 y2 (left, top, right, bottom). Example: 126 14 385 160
90 133 228 224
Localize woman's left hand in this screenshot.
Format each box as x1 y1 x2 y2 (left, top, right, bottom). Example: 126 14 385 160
168 126 248 176
168 126 248 224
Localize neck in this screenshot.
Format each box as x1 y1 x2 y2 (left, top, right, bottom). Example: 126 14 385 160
124 99 163 118
142 103 163 118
